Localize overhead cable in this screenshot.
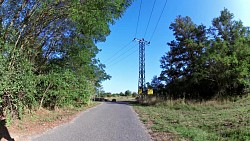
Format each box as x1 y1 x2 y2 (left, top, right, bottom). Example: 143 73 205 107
149 0 168 41
135 0 142 38
104 41 133 63
108 44 139 68
143 0 157 38
106 43 137 66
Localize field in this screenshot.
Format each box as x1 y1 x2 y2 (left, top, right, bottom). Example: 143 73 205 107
133 96 250 141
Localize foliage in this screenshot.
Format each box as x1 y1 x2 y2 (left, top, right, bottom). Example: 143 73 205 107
124 90 132 96
0 0 132 121
160 9 250 100
0 46 37 119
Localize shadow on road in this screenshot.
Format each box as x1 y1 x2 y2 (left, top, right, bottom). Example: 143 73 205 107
0 119 15 141
105 101 129 105
105 100 140 105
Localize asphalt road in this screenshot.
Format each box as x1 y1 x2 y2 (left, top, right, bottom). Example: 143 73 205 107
31 102 151 141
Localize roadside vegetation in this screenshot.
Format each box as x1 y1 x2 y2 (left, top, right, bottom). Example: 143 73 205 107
133 95 250 141
0 0 132 123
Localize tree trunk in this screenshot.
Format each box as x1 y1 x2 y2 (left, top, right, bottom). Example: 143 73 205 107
39 83 51 109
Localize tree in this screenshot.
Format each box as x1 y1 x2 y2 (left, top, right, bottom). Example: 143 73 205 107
151 76 162 88
160 16 206 82
204 8 250 98
124 90 132 96
0 0 133 120
119 92 125 96
160 16 207 99
160 9 250 100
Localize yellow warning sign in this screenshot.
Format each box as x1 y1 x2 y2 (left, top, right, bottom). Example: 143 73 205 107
138 89 142 95
148 88 153 95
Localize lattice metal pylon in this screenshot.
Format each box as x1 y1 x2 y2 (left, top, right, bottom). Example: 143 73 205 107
134 38 150 95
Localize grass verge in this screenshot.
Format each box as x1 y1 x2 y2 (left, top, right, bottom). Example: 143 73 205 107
133 96 250 141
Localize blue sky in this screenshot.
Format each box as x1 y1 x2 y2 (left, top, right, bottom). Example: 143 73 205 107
96 0 250 93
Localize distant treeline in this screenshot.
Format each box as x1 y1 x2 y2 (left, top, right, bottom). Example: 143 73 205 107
149 9 250 100
98 90 137 97
0 0 132 121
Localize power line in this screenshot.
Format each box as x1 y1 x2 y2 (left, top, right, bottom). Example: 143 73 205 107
108 43 139 68
149 0 168 41
143 0 157 38
103 41 132 63
135 0 142 38
106 43 137 66
108 48 138 68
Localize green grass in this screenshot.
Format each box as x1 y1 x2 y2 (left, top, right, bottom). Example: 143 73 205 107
133 96 250 141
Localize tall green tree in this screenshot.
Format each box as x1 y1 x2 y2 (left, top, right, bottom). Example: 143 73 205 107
204 8 250 98
160 9 250 100
160 16 207 99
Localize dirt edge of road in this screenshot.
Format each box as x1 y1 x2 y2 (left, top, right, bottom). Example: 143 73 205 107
2 103 100 141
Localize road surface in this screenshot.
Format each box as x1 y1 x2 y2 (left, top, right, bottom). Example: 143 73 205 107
31 102 151 141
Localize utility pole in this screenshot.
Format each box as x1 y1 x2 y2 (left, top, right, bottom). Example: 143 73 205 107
134 38 150 97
